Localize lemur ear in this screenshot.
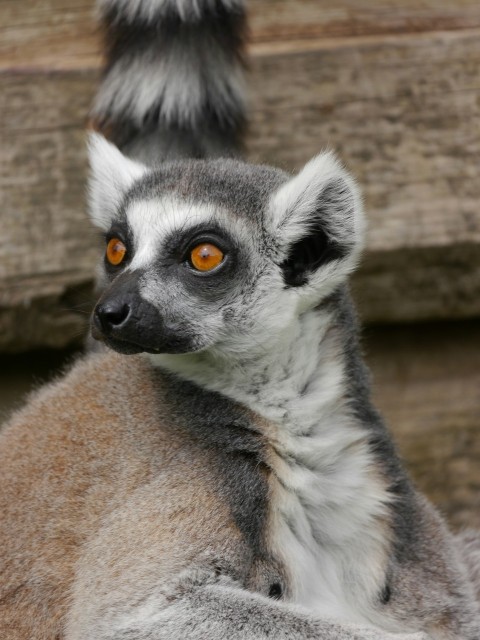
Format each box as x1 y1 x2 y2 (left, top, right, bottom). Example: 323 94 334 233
267 152 365 290
87 133 147 230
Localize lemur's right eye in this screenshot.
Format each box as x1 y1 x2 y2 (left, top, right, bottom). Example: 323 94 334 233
106 238 127 266
190 243 224 272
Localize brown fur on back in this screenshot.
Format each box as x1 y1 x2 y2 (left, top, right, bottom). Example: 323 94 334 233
0 352 265 639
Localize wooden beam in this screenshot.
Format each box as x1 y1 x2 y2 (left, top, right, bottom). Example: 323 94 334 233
3 1 480 70
248 0 480 43
367 320 480 531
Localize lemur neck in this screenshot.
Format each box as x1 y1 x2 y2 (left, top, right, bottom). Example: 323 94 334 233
150 302 359 437
150 300 394 622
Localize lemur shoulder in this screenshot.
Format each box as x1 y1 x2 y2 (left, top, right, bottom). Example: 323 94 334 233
1 1 479 639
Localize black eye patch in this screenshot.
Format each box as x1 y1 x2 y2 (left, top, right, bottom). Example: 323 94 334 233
104 221 131 245
162 222 234 267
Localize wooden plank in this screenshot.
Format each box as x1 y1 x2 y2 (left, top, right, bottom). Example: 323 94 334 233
0 71 98 350
0 1 100 71
249 0 480 43
353 245 480 323
367 320 480 531
2 1 480 70
1 27 480 348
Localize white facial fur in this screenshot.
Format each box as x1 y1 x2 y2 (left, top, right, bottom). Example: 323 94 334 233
122 195 281 354
87 135 366 352
87 134 368 393
126 199 214 271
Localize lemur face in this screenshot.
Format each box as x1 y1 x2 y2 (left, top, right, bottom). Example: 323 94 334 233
88 134 364 357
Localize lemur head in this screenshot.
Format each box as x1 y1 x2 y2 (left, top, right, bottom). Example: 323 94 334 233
88 134 364 359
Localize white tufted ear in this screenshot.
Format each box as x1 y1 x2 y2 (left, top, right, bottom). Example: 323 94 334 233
87 133 147 230
267 151 365 289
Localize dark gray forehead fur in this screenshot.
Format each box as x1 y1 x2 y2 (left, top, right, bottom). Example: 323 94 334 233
125 158 289 222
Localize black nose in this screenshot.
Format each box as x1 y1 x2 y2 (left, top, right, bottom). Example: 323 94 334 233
94 300 131 334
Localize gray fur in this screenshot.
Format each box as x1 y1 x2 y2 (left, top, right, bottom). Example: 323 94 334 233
157 371 278 570
98 0 244 23
457 530 480 603
125 157 287 222
93 0 247 162
93 581 430 640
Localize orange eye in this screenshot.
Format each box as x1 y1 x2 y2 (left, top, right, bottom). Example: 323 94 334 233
190 243 224 272
106 238 127 266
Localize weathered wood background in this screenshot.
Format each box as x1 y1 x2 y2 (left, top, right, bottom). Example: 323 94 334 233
0 1 479 526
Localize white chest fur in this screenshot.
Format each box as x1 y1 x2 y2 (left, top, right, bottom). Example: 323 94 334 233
269 421 391 624
151 310 393 625
252 346 392 625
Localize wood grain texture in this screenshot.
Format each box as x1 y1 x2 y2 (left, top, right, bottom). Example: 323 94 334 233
1 4 480 349
0 71 98 350
248 0 480 43
0 1 99 71
2 0 480 69
367 320 480 531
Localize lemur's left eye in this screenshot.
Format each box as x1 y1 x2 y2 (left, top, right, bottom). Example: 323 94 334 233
106 238 127 266
190 243 224 272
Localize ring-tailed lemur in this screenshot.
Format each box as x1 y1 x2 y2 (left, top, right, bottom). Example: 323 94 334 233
1 1 479 639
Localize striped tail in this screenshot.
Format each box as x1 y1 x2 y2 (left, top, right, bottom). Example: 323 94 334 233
92 0 248 163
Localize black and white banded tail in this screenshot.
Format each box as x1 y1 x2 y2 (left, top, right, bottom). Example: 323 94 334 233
93 0 247 163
